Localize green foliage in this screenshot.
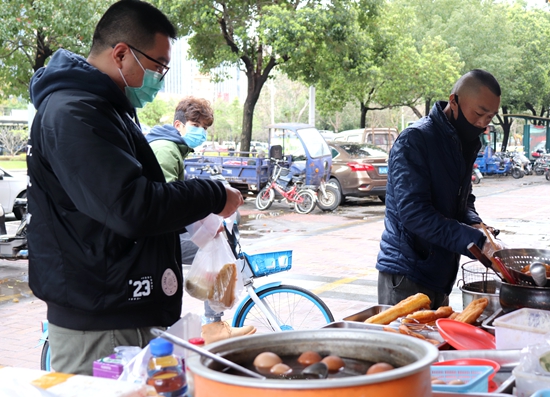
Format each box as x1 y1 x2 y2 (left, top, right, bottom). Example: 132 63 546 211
504 2 550 117
151 0 382 151
137 97 178 128
0 0 111 100
0 97 29 110
211 98 243 143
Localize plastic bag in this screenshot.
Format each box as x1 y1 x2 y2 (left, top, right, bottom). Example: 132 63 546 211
517 332 550 374
186 213 222 249
184 234 243 312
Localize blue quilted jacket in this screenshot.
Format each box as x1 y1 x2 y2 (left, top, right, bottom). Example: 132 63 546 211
376 101 487 294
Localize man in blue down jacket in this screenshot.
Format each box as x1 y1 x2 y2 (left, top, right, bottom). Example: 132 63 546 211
376 70 504 309
27 1 243 375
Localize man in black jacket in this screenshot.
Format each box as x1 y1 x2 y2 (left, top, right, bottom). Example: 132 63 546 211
27 0 243 375
376 69 504 309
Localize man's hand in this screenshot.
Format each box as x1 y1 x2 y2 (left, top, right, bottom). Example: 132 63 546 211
471 223 500 237
218 186 244 218
477 224 507 258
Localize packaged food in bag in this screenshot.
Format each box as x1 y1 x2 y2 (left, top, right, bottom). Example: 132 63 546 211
184 234 243 311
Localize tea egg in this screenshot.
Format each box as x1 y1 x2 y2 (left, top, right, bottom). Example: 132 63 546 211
297 351 322 366
321 355 345 372
253 352 282 372
270 363 293 375
366 362 394 375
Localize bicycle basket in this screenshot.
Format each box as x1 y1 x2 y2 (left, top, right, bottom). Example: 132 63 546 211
244 250 292 277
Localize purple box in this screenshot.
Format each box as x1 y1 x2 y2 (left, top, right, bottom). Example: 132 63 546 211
93 354 124 379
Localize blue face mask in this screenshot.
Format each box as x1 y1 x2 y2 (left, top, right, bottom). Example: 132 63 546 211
119 50 164 108
184 125 207 148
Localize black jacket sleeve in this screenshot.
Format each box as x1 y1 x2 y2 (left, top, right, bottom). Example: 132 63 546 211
36 91 226 239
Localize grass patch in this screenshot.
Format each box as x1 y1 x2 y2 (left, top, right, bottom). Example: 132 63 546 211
0 156 27 170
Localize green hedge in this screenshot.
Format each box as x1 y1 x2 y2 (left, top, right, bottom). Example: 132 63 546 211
0 155 26 161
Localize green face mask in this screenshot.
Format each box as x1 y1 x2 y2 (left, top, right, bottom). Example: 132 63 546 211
119 49 164 108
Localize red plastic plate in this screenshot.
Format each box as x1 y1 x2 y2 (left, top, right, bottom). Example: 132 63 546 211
436 318 496 350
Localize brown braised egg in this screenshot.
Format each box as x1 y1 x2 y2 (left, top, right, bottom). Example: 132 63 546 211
366 362 394 375
270 363 293 375
297 351 322 366
253 352 282 374
321 355 345 373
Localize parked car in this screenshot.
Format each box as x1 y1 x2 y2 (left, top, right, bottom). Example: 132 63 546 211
0 167 27 220
333 127 398 153
327 142 388 203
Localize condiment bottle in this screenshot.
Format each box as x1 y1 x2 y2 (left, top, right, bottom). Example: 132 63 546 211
147 338 187 397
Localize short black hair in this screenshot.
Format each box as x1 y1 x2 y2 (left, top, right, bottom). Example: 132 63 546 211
90 0 176 54
453 69 501 97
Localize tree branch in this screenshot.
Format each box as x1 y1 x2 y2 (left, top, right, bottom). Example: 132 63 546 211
525 102 536 116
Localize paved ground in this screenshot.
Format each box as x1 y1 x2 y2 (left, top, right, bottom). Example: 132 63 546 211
2 173 550 370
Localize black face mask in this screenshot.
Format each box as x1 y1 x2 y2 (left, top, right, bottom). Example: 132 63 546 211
450 95 486 142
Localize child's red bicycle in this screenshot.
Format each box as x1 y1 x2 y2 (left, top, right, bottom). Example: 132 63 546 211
255 159 316 214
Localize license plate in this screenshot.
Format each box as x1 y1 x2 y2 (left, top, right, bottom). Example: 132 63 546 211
378 166 388 174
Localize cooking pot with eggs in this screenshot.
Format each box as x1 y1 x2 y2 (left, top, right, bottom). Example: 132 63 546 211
186 329 439 397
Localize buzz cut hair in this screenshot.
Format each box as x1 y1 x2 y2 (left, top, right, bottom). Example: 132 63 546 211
90 0 176 55
452 69 501 97
174 97 214 128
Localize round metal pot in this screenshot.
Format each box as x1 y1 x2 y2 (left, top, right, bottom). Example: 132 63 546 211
500 281 550 313
460 279 501 320
187 329 439 397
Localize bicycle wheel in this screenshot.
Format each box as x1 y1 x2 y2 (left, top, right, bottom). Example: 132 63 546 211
255 186 274 210
233 285 334 333
294 189 316 214
316 184 340 211
40 339 51 371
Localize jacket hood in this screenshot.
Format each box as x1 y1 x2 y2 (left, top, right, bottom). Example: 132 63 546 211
146 124 188 145
29 49 133 115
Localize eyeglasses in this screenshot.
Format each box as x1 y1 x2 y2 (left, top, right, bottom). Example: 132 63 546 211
125 43 170 80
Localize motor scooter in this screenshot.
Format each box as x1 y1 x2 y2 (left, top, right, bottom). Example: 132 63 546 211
513 152 532 176
0 198 28 259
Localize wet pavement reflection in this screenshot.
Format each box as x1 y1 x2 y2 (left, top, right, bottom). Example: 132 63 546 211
3 174 550 305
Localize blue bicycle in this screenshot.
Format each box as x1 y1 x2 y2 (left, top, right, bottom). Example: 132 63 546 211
224 221 334 333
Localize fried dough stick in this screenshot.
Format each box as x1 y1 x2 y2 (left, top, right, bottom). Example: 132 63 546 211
454 297 488 324
402 306 454 324
365 293 431 325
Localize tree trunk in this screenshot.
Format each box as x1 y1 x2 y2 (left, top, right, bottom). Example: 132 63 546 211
408 105 423 119
424 98 431 117
239 56 277 154
497 105 513 152
240 93 260 155
34 31 52 71
360 102 367 128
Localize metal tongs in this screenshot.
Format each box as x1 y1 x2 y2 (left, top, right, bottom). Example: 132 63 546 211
467 242 516 284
